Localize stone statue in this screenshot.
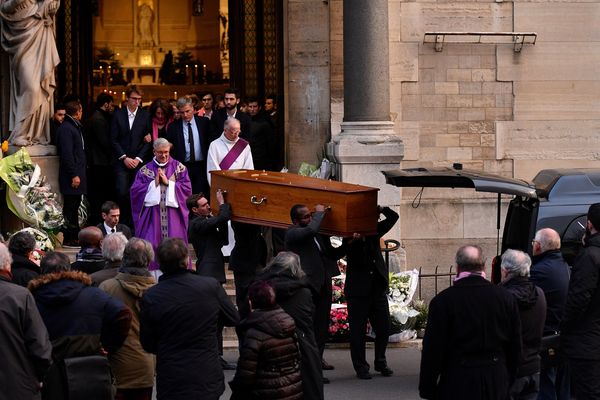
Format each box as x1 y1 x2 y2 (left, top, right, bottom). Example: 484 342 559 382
0 0 60 146
138 3 153 47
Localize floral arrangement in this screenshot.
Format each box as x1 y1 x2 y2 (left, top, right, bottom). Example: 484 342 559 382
331 274 346 304
0 149 64 231
15 227 54 252
387 270 420 340
329 304 349 340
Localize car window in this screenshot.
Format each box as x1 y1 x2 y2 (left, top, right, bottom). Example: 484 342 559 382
561 215 587 266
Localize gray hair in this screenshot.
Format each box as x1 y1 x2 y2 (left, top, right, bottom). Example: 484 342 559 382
102 232 128 262
41 251 71 274
153 137 172 150
0 242 12 270
176 96 194 109
122 238 154 269
266 251 305 279
501 249 532 278
534 228 561 253
223 118 240 130
455 245 485 272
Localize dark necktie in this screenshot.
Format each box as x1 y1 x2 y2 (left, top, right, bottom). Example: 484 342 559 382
111 228 115 233
188 122 196 162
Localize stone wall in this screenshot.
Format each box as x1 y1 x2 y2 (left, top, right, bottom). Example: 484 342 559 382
321 0 600 273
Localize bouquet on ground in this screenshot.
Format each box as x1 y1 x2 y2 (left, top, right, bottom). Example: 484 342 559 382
0 149 64 230
387 270 420 341
331 274 346 304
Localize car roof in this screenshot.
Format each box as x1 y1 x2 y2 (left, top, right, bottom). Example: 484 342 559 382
533 169 600 200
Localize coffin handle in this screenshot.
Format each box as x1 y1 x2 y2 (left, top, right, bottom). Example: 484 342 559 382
250 195 267 205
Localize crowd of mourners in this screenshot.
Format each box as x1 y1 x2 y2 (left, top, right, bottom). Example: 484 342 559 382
2 81 598 400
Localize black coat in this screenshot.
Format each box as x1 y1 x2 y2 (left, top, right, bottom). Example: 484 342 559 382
11 254 40 287
257 266 324 400
500 276 546 377
85 109 113 167
284 211 344 292
166 115 210 163
28 271 132 400
56 115 87 195
0 275 52 400
230 307 303 400
110 107 151 162
230 222 266 273
140 269 239 400
248 115 276 171
530 250 570 334
188 203 231 283
419 275 522 400
344 207 398 297
561 232 600 360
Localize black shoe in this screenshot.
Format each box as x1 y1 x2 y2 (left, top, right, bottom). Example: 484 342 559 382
356 370 372 380
322 359 335 370
323 377 330 384
374 364 394 377
221 357 237 370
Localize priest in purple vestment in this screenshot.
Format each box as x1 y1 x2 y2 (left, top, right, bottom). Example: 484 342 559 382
131 138 192 271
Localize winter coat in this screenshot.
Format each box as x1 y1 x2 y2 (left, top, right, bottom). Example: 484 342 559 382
419 275 522 400
11 253 40 287
99 271 156 389
257 266 323 400
561 232 600 360
140 269 240 400
530 250 570 334
71 247 106 275
0 274 52 400
90 260 121 287
28 271 132 400
500 276 547 377
230 307 303 400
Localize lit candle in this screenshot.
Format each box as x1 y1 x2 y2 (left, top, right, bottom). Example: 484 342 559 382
174 91 178 99
121 91 126 101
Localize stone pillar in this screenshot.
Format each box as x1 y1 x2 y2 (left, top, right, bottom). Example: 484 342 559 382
327 0 404 206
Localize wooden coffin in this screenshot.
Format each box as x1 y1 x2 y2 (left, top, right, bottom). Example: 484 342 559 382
210 170 379 236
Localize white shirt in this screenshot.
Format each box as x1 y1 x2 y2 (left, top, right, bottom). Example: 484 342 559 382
103 222 117 234
206 133 254 185
183 119 202 161
127 107 138 129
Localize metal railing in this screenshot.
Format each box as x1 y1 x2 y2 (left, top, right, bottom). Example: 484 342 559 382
416 265 455 300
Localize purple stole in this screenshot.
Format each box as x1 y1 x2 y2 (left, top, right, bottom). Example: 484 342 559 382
219 138 249 170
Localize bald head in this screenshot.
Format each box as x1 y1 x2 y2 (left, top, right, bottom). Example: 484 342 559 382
455 245 485 272
78 226 103 248
533 228 561 255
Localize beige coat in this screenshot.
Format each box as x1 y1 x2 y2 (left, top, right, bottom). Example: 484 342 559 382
99 272 156 389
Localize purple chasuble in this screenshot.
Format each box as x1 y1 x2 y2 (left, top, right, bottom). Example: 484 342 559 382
130 157 192 270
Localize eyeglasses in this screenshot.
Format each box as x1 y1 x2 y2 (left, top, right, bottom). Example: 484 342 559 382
129 96 142 101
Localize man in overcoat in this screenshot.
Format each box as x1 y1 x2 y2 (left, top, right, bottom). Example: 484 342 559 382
561 203 600 398
140 238 239 400
419 245 522 400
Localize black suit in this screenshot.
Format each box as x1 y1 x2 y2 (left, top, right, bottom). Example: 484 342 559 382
57 115 87 242
188 203 231 283
210 108 252 142
419 275 522 400
343 207 398 374
166 116 210 196
110 106 151 228
85 109 115 225
96 223 132 239
285 210 345 357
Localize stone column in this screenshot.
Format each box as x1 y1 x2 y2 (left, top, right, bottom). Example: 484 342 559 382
327 0 404 206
